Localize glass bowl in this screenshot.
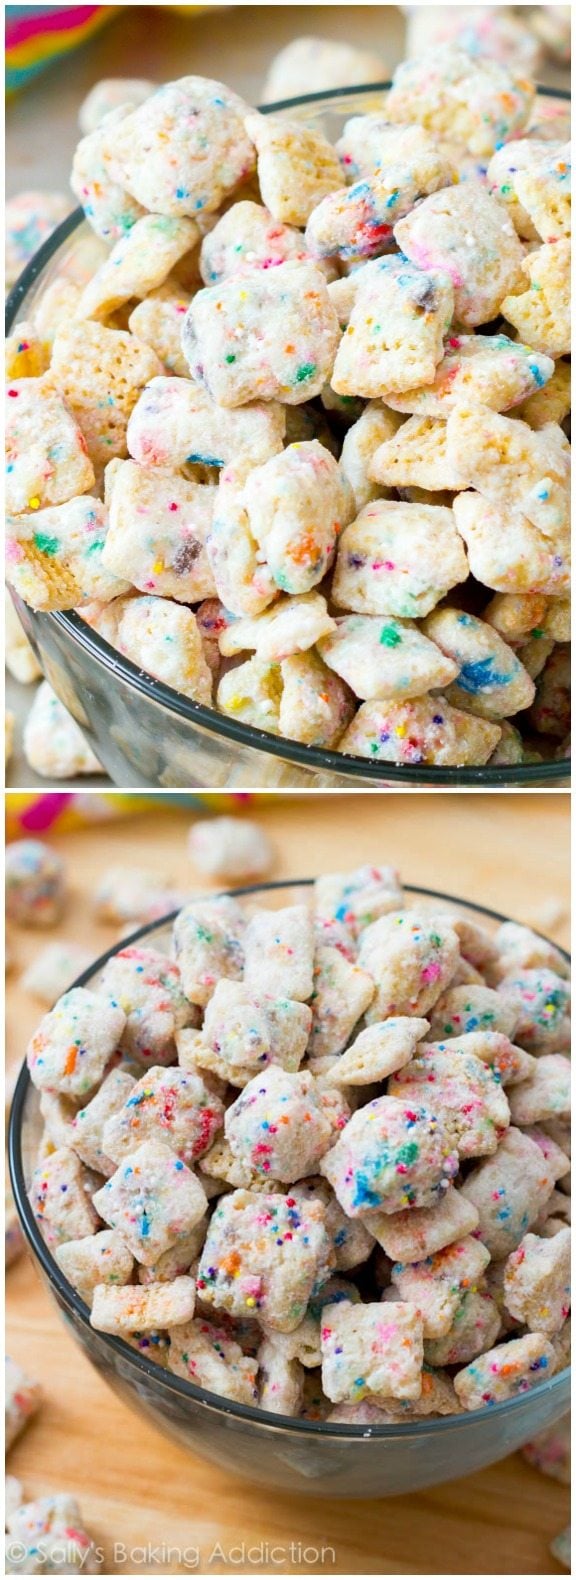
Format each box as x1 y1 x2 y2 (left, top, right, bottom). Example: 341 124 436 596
8 879 570 1499
6 84 571 788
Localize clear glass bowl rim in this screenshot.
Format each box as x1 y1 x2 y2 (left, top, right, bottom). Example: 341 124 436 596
5 82 571 787
8 876 570 1440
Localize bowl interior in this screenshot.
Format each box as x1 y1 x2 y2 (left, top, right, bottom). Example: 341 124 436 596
5 84 571 789
9 878 570 1440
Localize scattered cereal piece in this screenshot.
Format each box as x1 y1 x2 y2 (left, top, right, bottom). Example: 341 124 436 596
188 815 273 881
20 941 93 1005
550 1525 571 1571
5 1475 24 1521
5 1357 42 1449
262 36 387 103
6 1490 102 1573
23 682 102 779
6 190 72 289
79 76 157 134
94 866 185 926
5 592 42 684
404 6 542 75
522 1416 570 1483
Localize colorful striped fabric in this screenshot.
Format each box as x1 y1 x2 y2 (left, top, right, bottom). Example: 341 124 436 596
6 6 222 93
6 7 118 93
5 792 265 837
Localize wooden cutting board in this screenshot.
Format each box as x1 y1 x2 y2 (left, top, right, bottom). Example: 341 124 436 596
6 793 569 1574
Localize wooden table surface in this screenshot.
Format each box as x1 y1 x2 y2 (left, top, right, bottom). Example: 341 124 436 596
6 792 570 1574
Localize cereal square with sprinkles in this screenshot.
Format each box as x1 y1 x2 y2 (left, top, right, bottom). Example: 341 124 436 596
93 1137 208 1265
197 1187 332 1331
